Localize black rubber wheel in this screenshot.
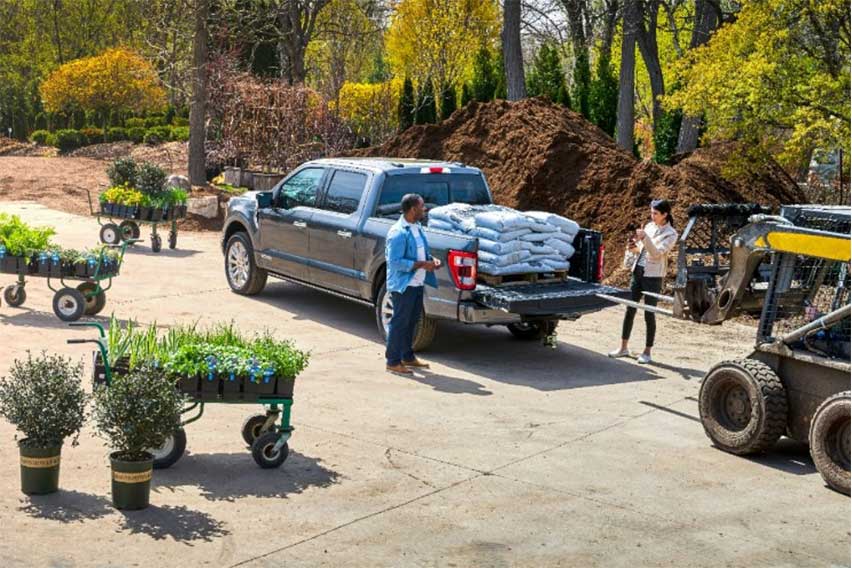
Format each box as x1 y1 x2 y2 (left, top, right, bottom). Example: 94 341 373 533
809 391 850 495
77 282 106 316
151 234 162 253
151 428 187 470
251 431 289 468
507 320 558 340
3 284 26 307
242 414 272 446
375 281 437 351
52 287 87 322
100 223 121 245
698 359 788 455
225 232 268 295
119 220 140 241
168 231 178 249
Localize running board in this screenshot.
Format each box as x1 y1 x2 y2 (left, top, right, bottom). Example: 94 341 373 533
268 272 375 307
595 293 676 317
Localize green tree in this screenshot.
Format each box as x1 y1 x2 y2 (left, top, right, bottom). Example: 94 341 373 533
494 49 507 99
440 84 457 120
414 78 437 124
460 83 473 106
398 76 415 131
471 46 498 102
367 51 391 84
590 49 618 136
666 0 850 170
526 42 569 106
572 48 591 118
653 109 682 164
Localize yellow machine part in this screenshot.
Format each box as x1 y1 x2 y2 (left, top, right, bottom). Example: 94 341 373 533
756 232 851 262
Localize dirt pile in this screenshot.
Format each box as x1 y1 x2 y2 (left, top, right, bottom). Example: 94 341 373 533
353 98 805 280
0 137 55 157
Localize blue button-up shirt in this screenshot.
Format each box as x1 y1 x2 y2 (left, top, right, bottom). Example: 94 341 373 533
385 216 438 293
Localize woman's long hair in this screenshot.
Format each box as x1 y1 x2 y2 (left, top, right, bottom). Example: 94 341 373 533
651 199 675 228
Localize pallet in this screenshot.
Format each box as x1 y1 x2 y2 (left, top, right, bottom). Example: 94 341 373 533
478 270 567 287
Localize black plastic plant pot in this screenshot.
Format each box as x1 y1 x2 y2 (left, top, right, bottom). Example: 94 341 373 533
19 442 61 495
176 205 187 218
37 260 62 277
243 375 276 398
1 256 20 274
177 375 199 397
74 263 90 278
110 452 153 510
151 209 164 222
137 207 152 222
275 376 295 398
199 375 221 400
221 374 241 399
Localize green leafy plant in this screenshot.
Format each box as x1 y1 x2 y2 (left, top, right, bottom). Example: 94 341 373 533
106 127 127 142
92 366 184 461
0 352 87 448
107 158 138 187
172 116 189 127
170 126 189 142
0 213 56 257
80 127 104 145
29 130 51 145
144 126 171 145
143 115 166 128
53 129 85 153
127 127 146 143
136 162 166 195
100 184 144 206
125 117 145 129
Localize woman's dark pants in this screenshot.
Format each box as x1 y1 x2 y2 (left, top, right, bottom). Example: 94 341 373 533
386 285 424 366
621 266 663 348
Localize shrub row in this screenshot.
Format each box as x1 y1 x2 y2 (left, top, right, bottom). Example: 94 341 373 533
29 126 189 151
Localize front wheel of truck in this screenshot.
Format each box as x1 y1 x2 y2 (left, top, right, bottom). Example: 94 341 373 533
375 282 437 352
225 232 268 295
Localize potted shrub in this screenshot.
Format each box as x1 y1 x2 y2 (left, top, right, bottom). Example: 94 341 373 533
0 353 87 495
92 367 184 510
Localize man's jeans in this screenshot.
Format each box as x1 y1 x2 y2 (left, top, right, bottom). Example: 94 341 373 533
385 285 424 366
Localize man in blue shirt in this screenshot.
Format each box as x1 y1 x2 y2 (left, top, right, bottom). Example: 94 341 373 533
385 194 441 374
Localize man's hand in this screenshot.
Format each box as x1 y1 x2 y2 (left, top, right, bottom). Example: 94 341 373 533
414 260 440 272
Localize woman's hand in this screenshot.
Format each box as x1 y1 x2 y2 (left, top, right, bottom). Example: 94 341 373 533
635 228 646 240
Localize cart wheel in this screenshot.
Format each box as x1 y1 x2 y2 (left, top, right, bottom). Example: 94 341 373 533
168 231 178 250
76 282 106 316
52 287 87 322
119 220 140 241
698 359 787 455
151 428 187 470
241 414 272 446
809 391 850 495
3 285 26 307
251 432 289 468
151 234 162 253
100 223 121 246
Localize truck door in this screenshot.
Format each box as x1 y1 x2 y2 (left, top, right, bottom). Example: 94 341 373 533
257 167 326 280
308 169 369 295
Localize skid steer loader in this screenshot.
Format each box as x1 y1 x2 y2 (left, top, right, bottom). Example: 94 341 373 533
601 204 850 494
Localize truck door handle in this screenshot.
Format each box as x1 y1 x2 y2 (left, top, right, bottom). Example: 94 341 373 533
293 221 307 228
337 230 352 239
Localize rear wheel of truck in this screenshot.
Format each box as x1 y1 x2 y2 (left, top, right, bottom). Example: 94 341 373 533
375 281 437 352
507 320 558 340
225 232 267 295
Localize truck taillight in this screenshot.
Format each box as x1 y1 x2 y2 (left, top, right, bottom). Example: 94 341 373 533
596 244 605 282
448 250 477 290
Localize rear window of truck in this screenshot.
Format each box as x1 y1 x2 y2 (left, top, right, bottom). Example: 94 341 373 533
374 173 491 217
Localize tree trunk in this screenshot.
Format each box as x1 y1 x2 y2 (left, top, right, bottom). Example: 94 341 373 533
188 0 208 186
502 0 526 101
616 0 638 151
600 0 620 59
676 0 719 153
635 0 664 128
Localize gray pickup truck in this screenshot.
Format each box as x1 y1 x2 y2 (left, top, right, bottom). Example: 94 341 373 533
221 158 626 350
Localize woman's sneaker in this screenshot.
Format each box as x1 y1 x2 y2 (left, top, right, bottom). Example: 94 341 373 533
607 348 630 358
637 353 653 364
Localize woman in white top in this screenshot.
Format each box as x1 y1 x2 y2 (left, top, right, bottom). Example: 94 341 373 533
609 199 679 364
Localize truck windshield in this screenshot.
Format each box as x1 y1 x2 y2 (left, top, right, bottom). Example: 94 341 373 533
374 173 491 217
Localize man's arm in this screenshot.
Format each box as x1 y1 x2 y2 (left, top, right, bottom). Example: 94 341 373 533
386 230 415 273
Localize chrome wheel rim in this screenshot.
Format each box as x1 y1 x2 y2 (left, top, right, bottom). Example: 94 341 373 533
381 290 394 335
228 241 250 288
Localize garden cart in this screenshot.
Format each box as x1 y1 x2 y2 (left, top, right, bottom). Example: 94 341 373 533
86 189 186 253
0 240 134 322
67 322 296 469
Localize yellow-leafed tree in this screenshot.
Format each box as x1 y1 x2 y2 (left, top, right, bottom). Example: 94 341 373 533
41 48 166 118
336 80 402 145
385 0 500 95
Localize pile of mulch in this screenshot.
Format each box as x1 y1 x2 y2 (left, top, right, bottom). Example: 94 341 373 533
0 137 56 157
352 97 805 280
69 141 188 176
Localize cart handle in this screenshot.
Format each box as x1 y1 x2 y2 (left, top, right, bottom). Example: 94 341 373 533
85 189 96 216
69 321 106 338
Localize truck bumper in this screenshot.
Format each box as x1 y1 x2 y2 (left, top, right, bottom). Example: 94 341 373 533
458 301 522 324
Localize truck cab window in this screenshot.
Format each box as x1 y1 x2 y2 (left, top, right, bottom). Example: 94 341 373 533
278 167 324 208
374 173 491 217
321 170 367 215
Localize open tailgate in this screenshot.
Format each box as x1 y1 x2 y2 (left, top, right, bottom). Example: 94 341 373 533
472 279 630 316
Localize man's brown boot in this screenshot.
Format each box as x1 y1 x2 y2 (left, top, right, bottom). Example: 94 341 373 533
386 363 413 375
402 357 430 369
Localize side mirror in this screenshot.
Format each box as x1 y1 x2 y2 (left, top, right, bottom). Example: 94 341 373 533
256 191 273 209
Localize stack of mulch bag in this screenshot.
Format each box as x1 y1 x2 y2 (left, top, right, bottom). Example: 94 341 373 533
427 204 579 276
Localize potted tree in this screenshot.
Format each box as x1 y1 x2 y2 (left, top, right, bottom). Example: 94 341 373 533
92 366 184 510
0 353 87 495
